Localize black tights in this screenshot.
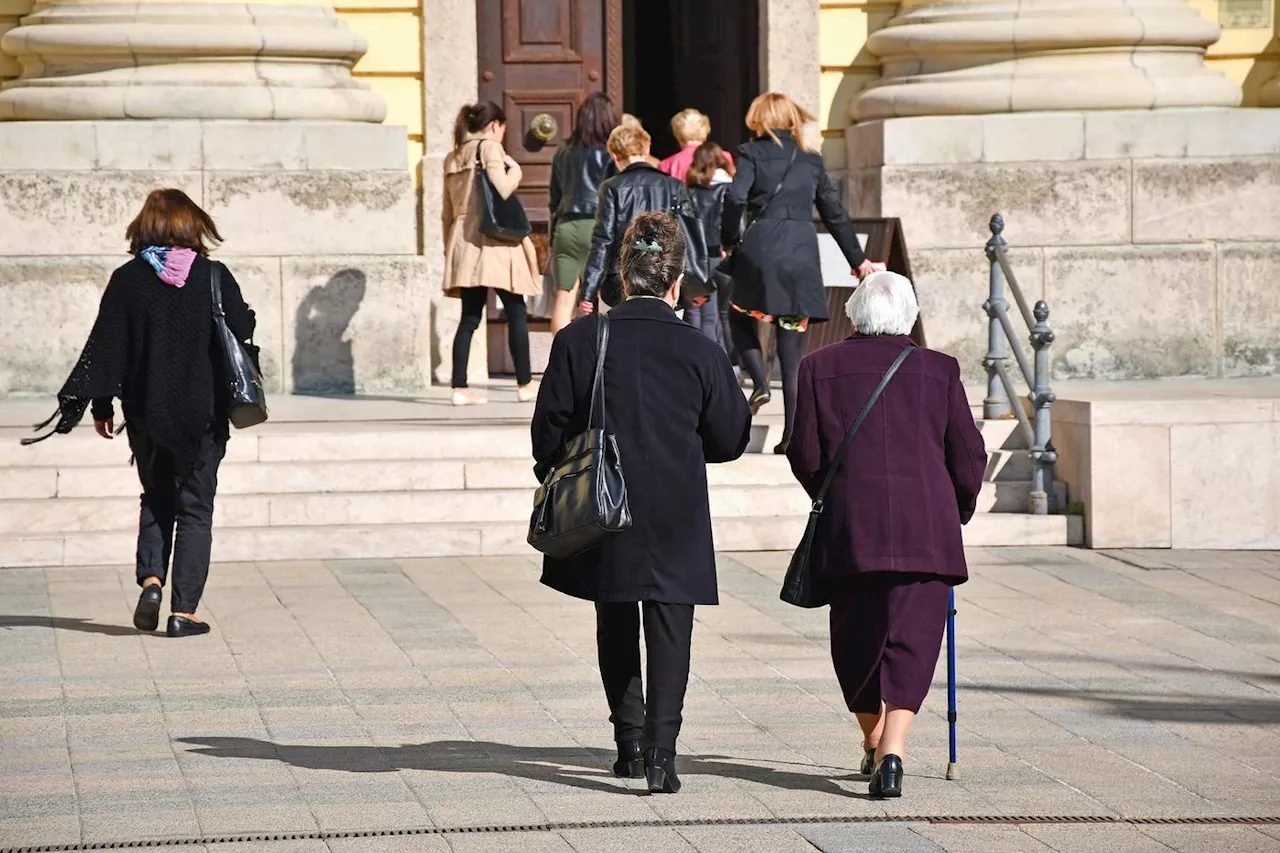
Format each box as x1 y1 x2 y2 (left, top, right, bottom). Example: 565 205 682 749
730 311 805 442
452 287 532 387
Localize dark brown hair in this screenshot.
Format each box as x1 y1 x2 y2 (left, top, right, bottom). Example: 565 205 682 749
454 100 507 148
620 212 686 299
570 92 621 149
126 189 222 255
685 141 734 188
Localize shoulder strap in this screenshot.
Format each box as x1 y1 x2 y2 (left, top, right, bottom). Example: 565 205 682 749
755 144 799 220
812 344 915 512
210 261 225 318
588 315 610 430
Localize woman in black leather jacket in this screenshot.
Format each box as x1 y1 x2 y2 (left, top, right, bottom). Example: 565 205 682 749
685 142 734 352
579 123 695 313
548 93 619 333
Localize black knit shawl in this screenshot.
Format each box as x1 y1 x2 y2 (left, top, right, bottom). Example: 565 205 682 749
25 256 256 462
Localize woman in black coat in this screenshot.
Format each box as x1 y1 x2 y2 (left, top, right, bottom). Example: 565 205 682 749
26 189 256 639
723 92 882 453
533 213 752 794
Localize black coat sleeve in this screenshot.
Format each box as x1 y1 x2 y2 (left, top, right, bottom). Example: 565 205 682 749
531 324 582 481
700 346 752 463
721 145 754 248
580 183 618 304
218 263 257 343
814 165 866 268
87 272 129 423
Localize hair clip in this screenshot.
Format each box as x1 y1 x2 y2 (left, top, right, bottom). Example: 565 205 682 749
632 237 662 254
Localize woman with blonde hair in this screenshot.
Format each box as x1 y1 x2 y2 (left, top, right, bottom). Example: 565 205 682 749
723 92 883 452
442 100 541 405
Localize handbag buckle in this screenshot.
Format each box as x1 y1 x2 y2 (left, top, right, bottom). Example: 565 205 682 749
811 498 824 515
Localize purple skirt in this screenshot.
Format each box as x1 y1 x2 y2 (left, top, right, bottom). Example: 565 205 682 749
828 573 951 714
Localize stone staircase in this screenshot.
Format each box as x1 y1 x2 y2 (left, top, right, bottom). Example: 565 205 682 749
0 393 1078 568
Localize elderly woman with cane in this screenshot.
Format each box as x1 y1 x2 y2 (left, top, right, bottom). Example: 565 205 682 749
786 271 987 798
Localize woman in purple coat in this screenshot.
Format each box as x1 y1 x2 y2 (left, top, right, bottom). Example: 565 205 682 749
786 272 987 799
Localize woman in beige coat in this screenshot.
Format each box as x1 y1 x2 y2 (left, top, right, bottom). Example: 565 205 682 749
443 101 541 406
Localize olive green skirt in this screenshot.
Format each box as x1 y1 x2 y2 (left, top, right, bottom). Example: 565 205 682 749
552 214 595 292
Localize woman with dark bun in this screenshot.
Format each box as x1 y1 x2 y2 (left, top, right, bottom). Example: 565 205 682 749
532 212 752 794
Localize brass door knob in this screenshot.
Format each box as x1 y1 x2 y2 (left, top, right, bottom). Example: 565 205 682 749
530 113 558 142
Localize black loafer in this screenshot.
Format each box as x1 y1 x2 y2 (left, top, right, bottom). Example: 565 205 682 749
644 747 681 794
772 438 790 455
748 388 771 415
166 615 211 638
133 584 163 632
860 747 876 776
869 753 903 798
612 740 644 779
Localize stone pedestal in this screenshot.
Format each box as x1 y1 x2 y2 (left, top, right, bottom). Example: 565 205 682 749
0 0 31 81
854 0 1241 119
0 1 384 121
0 121 430 397
847 109 1280 382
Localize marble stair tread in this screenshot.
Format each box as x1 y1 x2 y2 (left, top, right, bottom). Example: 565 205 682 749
0 512 1079 568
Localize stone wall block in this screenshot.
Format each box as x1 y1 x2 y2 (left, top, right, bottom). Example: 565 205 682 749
1217 243 1280 378
1170 422 1280 548
201 123 308 171
1133 158 1280 243
0 122 96 170
205 171 416 256
1087 424 1172 548
221 257 285 394
0 257 119 395
910 246 1043 383
0 171 203 255
94 121 203 171
302 123 407 171
879 161 1130 250
847 116 983 168
1044 245 1217 380
1083 110 1193 159
981 113 1084 163
281 256 430 395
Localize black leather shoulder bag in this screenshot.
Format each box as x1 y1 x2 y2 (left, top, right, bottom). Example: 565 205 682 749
211 263 269 430
528 315 633 559
781 344 916 608
475 141 533 242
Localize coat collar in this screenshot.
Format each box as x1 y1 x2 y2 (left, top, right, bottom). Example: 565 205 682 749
622 161 660 175
608 297 682 322
846 333 914 346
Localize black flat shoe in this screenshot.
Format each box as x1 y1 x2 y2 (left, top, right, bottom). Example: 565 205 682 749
612 740 644 779
133 584 162 632
166 615 210 638
869 754 903 798
860 747 876 776
772 438 790 455
644 747 681 794
748 388 771 416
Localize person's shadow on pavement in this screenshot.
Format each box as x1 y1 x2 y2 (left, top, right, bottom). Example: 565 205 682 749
0 615 140 637
177 737 871 798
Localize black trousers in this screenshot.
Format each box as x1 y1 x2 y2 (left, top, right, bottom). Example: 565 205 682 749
128 425 225 614
451 287 532 387
595 601 695 754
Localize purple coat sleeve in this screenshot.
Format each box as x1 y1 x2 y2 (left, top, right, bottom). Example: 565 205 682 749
786 356 821 498
943 359 988 524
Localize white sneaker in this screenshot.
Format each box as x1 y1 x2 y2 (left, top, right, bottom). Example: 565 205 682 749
451 389 486 406
516 381 540 403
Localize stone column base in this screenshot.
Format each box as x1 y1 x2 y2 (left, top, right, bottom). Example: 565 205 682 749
0 120 440 396
846 108 1280 382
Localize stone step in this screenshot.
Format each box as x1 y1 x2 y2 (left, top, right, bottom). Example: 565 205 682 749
0 513 1081 569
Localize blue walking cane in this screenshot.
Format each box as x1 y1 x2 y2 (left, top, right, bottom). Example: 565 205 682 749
946 587 959 780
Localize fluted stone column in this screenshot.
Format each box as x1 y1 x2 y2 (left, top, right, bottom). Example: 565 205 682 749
0 0 32 82
0 1 385 120
854 0 1241 119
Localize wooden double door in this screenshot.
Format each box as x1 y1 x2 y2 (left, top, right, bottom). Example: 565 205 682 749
478 0 759 226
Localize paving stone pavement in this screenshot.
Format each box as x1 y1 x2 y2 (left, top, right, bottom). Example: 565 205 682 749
2 547 1280 852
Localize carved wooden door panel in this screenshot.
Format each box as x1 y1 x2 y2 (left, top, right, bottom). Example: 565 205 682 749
477 0 621 225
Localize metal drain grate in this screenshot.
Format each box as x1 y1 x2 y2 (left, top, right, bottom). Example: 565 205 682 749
6 814 1280 853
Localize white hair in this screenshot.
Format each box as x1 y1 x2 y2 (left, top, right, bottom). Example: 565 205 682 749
845 271 919 336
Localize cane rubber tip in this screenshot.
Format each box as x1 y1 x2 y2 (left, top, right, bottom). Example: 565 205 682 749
946 763 959 781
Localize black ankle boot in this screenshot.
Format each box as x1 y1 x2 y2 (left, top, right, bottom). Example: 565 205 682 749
612 740 643 779
860 747 876 776
869 754 903 798
644 747 680 794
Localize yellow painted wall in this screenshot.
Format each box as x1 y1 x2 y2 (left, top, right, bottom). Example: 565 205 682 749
817 0 1280 169
336 1 425 185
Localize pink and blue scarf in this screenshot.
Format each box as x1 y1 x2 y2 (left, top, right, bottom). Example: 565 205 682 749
140 245 196 287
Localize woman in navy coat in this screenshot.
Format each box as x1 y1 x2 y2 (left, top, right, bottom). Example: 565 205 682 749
786 271 987 799
533 212 752 794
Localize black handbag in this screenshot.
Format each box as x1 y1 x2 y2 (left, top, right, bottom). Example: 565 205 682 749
210 263 268 430
781 344 915 608
528 315 633 559
475 141 532 242
722 145 798 279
